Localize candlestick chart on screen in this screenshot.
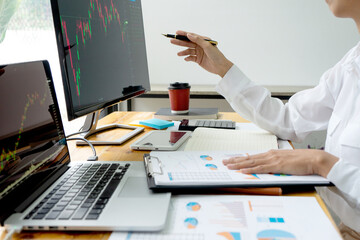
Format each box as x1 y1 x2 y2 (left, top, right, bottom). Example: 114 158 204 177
60 0 131 104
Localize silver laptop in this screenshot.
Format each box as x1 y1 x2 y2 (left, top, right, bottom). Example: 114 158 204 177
0 61 170 231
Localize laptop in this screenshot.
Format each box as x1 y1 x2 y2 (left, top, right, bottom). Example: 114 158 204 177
0 60 171 231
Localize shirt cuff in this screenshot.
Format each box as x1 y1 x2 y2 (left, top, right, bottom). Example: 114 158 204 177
327 159 342 181
327 159 360 194
215 65 253 98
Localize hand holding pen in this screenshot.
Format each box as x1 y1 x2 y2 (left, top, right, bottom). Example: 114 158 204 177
166 30 233 78
162 33 218 46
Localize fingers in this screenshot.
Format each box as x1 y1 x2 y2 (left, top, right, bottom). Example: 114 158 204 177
187 33 213 49
222 151 277 173
175 30 188 36
170 39 196 48
177 48 198 63
184 56 197 62
223 152 266 165
177 48 196 57
175 30 213 48
176 30 210 40
225 159 256 170
223 155 248 165
225 160 277 174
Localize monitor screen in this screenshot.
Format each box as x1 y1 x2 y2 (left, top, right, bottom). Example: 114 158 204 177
0 61 70 221
51 0 151 120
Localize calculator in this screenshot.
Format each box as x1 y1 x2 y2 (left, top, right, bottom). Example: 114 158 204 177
179 119 236 131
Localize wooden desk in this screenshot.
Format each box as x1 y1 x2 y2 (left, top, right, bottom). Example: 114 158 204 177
67 112 251 162
2 111 337 239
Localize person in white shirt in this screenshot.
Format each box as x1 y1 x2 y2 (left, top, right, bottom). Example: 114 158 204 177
169 0 360 238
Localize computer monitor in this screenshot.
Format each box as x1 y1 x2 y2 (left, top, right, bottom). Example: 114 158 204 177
50 0 151 145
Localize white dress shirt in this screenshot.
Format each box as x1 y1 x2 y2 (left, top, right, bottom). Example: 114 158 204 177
216 41 360 231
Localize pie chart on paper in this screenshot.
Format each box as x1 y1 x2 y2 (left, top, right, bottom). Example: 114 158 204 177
200 155 213 161
184 217 198 229
186 202 201 211
205 163 218 170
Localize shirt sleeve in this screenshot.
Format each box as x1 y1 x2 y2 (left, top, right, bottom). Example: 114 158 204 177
326 159 360 219
215 65 336 142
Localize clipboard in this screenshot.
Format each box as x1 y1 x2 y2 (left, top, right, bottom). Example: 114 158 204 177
143 151 332 190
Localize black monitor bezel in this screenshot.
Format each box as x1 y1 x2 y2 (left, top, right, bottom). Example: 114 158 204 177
50 0 148 121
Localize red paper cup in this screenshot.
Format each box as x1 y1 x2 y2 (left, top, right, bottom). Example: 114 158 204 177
168 82 191 114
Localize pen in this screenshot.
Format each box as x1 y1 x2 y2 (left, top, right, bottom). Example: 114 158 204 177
162 33 218 46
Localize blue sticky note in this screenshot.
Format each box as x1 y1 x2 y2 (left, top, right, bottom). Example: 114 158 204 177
139 118 174 129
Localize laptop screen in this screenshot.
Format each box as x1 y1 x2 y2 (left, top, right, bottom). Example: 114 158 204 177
0 61 70 212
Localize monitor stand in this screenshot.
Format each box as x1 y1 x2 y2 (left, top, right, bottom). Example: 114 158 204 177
76 110 144 146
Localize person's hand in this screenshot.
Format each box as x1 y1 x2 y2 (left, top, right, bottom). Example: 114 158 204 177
222 149 339 178
170 30 233 78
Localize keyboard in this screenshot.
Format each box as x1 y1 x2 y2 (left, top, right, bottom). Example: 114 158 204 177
24 162 129 221
179 119 236 131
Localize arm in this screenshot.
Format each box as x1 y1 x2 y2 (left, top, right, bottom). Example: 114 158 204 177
171 30 336 142
219 66 340 177
172 30 339 176
216 65 336 142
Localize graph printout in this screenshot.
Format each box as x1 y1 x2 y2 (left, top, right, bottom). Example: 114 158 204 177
110 195 341 240
147 151 330 186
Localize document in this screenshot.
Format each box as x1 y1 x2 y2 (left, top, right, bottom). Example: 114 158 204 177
144 151 330 188
184 127 278 151
110 195 342 240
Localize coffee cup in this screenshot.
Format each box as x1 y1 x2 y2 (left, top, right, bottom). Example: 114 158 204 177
168 82 191 114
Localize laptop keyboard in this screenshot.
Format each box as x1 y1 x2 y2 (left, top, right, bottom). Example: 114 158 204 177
24 163 129 221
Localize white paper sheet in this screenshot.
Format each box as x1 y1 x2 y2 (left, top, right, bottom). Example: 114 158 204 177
184 128 278 151
110 195 341 240
236 123 293 150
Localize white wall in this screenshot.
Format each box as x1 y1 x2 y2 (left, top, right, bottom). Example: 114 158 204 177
2 0 359 135
142 0 359 88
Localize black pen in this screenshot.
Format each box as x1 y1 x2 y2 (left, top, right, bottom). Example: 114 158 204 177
162 33 218 46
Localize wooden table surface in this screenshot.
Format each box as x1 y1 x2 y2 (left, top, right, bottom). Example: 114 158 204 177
1 111 337 239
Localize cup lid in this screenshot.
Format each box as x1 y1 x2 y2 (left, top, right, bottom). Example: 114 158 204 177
168 82 191 90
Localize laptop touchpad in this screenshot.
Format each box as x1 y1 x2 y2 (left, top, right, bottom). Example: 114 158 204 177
118 177 153 198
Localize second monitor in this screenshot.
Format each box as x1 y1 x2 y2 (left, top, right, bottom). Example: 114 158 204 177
51 0 151 145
